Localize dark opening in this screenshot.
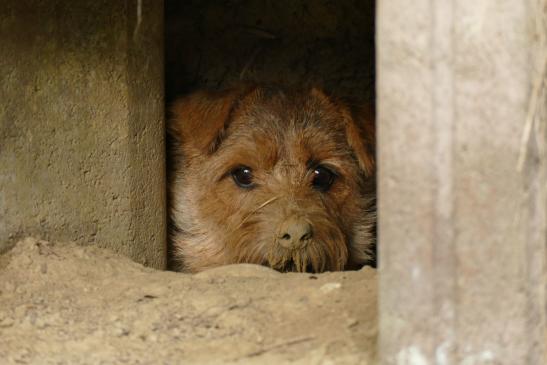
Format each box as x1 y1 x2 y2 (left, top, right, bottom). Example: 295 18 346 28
165 0 377 270
165 0 376 103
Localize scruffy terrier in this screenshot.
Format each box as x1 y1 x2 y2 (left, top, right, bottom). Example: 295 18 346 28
168 86 376 273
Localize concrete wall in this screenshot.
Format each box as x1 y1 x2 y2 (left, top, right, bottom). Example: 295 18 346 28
0 1 166 269
378 0 546 363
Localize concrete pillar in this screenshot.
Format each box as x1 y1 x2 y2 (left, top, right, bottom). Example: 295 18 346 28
378 0 546 363
0 1 166 269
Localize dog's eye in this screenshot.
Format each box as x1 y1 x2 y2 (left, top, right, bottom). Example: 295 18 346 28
231 166 255 189
311 165 336 192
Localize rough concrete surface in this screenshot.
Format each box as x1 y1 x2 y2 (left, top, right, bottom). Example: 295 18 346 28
377 0 546 363
0 238 378 364
0 1 166 269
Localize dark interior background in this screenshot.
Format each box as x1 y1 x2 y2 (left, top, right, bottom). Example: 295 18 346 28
164 0 377 269
165 0 376 103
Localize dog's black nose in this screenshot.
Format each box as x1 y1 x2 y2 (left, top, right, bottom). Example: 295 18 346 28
277 218 313 249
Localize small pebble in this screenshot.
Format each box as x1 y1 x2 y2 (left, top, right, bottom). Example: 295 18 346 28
320 282 341 293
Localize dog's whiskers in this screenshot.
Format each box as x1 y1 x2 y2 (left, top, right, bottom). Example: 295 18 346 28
236 196 280 229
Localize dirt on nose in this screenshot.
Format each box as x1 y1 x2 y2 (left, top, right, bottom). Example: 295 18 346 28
276 215 313 249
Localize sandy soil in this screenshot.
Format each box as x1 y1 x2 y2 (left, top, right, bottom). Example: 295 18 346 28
0 238 377 365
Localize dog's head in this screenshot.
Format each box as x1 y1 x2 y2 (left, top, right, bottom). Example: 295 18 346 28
169 86 375 273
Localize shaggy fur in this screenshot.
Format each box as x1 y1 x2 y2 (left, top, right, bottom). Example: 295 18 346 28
168 86 376 273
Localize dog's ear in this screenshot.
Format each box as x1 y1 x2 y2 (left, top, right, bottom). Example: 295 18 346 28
169 89 242 155
342 103 375 176
310 88 375 176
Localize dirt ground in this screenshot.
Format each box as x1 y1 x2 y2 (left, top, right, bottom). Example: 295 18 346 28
0 238 377 364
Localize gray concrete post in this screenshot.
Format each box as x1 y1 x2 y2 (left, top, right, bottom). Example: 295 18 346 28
377 0 546 363
0 1 166 269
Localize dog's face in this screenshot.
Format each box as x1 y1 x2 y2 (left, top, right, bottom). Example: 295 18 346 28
169 87 375 273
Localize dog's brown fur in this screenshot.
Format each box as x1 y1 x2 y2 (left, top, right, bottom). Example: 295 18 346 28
168 86 375 273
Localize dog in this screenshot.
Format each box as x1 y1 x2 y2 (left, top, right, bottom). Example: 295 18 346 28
167 86 376 273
